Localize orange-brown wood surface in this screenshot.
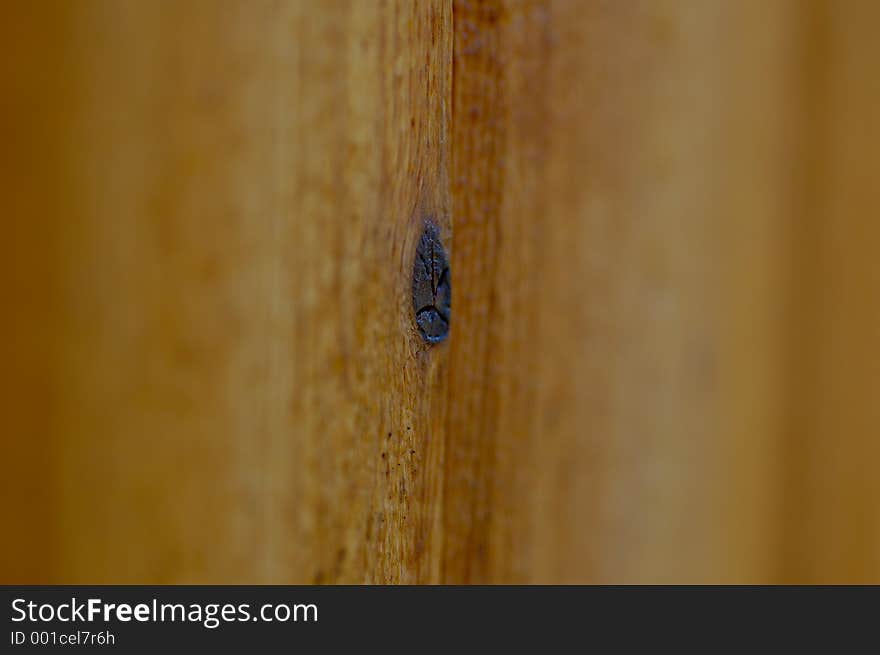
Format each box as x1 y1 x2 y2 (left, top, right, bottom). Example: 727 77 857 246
2 1 878 583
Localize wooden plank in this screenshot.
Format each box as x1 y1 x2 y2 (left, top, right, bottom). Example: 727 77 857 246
782 0 880 582
1 2 77 584
447 0 801 582
2 0 452 583
2 0 876 584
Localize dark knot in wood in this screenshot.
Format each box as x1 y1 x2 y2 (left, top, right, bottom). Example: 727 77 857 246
412 222 451 344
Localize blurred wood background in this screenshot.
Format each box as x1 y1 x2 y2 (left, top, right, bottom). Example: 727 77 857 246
2 0 878 583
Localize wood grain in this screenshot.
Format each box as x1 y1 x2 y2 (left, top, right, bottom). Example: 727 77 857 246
3 0 453 584
448 0 800 583
1 0 878 583
782 0 880 583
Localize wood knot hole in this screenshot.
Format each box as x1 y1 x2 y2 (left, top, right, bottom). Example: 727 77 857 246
412 222 451 344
